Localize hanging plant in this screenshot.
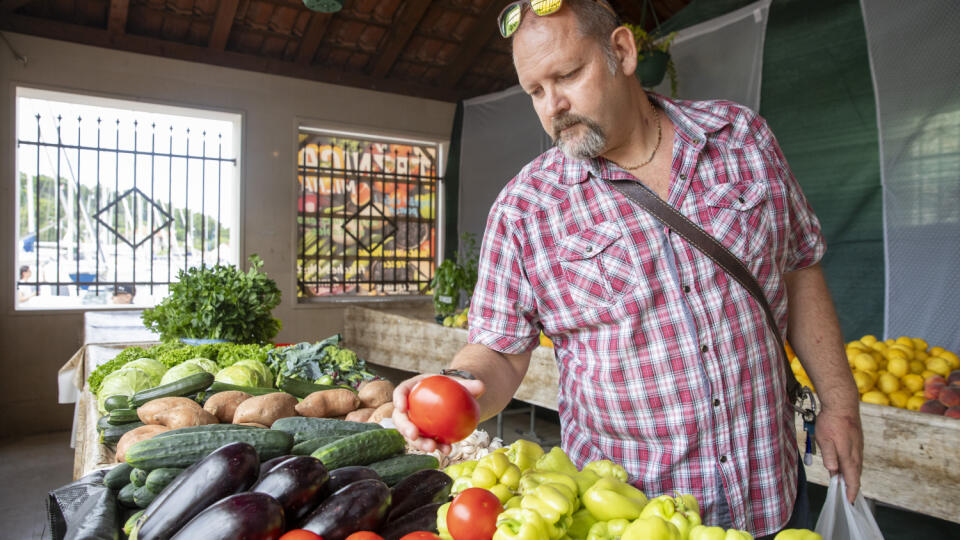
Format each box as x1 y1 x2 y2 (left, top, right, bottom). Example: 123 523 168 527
625 23 679 97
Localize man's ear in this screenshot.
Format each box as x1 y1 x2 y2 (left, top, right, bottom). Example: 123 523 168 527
610 26 638 76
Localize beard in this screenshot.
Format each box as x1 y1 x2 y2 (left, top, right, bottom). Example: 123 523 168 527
551 113 607 160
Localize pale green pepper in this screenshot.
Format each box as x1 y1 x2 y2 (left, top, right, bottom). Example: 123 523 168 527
581 477 649 521
675 493 700 516
723 530 754 540
437 502 453 540
566 508 598 540
573 469 601 497
462 452 523 503
535 447 580 476
505 495 524 510
494 508 551 540
507 439 545 473
582 460 628 482
621 515 681 540
689 525 726 540
639 495 701 538
444 460 478 480
520 471 580 500
521 483 576 538
585 519 631 540
773 530 822 540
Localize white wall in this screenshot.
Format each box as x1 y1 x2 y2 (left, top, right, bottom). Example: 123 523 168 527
0 33 454 436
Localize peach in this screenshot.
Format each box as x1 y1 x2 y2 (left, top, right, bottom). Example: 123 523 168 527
947 370 960 386
919 400 947 415
944 406 960 419
940 385 960 407
924 381 946 400
925 374 947 387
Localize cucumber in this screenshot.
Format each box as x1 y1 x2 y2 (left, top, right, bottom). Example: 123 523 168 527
118 482 137 507
125 429 293 471
152 423 260 439
123 510 144 536
104 463 135 490
129 371 214 407
291 435 342 456
272 417 381 444
108 408 140 425
100 421 145 445
133 484 158 508
207 381 280 396
145 467 184 493
104 394 130 411
311 428 406 470
280 377 352 398
368 454 440 486
97 415 113 432
130 467 149 488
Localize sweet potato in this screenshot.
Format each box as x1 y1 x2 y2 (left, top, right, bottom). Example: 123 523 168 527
203 390 252 423
358 379 395 409
345 407 376 423
116 425 170 462
232 392 299 427
137 397 200 425
154 406 219 429
295 388 360 418
367 401 395 424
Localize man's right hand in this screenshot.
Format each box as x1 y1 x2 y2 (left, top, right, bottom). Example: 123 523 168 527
391 373 486 454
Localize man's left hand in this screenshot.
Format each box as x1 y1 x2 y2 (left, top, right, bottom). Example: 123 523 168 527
813 405 863 502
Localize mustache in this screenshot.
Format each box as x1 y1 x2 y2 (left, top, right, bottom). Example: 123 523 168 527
551 113 594 140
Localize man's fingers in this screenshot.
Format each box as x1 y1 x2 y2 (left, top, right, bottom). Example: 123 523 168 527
391 407 419 441
819 438 840 476
460 379 486 399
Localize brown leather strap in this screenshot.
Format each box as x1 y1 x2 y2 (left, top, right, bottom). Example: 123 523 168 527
607 179 804 405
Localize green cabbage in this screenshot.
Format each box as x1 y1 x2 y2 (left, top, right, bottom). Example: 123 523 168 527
159 362 208 386
123 357 167 385
214 365 260 387
181 357 218 374
233 359 272 387
97 367 154 414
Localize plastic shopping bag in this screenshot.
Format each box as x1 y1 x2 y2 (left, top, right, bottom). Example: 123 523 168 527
815 474 884 540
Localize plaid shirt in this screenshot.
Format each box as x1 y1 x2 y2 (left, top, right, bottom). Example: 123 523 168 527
468 94 824 536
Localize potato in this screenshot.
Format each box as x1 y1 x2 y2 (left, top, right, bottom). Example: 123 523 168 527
295 388 361 418
138 397 200 425
203 390 252 423
233 392 298 427
345 407 376 423
116 425 170 462
367 401 395 424
358 380 395 409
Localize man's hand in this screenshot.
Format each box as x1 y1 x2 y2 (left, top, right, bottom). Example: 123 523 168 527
814 405 863 503
392 373 486 455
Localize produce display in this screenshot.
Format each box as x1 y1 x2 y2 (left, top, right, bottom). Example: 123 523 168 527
788 335 960 418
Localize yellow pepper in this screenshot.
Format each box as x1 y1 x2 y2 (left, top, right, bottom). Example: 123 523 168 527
581 477 648 521
585 519 631 540
460 452 523 503
520 471 580 501
773 530 822 540
494 508 551 540
639 495 701 538
521 483 576 539
689 525 726 540
507 439 545 473
535 447 580 477
567 508 598 540
436 502 453 540
582 460 628 482
573 469 601 498
723 530 754 540
621 515 681 540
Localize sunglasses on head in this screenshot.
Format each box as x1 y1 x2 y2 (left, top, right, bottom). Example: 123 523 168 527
497 0 619 38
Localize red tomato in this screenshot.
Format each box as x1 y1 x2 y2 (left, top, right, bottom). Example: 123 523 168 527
344 532 384 540
447 487 502 540
279 531 323 540
399 533 442 540
407 375 480 444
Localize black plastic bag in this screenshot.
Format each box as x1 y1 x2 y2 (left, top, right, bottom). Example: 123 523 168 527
45 468 120 540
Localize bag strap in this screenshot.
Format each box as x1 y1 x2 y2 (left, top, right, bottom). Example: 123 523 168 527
607 179 816 418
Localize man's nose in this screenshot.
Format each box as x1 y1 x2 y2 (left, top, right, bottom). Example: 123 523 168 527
544 88 570 118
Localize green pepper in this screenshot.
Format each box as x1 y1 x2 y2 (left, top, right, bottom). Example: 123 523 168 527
507 439 545 472
581 477 649 521
471 451 524 503
567 508 598 540
585 519 631 540
520 471 580 500
494 508 551 540
444 460 478 480
639 495 701 538
505 495 524 510
582 460 628 482
534 447 580 476
521 483 576 538
723 530 754 540
675 493 700 515
573 469 601 497
621 516 681 540
689 525 727 540
437 502 453 540
773 530 822 540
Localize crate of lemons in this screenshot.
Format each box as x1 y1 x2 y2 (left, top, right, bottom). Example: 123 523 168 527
787 335 960 415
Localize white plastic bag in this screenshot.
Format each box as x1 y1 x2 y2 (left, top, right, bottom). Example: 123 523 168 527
815 474 884 540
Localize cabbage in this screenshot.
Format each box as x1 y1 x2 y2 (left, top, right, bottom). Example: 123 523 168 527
234 359 272 387
123 357 167 385
159 361 208 386
97 367 153 414
214 365 260 387
181 357 218 374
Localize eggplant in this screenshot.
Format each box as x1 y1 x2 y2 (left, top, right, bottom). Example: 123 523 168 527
136 442 260 540
252 455 329 523
325 465 381 495
387 469 452 522
299 478 391 540
379 502 443 540
170 492 285 540
260 454 297 479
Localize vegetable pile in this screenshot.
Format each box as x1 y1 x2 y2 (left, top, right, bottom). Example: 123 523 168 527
268 334 379 389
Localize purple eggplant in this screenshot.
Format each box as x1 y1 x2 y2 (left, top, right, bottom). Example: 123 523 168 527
299 478 391 540
136 442 260 540
260 455 297 479
325 465 381 495
251 455 329 523
379 502 443 540
387 469 452 522
170 492 285 540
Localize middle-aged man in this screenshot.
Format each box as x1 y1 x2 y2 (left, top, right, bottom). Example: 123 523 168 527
393 1 863 537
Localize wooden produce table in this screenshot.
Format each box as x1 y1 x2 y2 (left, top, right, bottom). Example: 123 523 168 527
344 306 960 524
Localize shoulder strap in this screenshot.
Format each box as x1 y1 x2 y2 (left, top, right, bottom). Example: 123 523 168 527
607 179 810 409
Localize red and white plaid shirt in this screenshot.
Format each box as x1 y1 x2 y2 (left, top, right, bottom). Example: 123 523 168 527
468 94 824 536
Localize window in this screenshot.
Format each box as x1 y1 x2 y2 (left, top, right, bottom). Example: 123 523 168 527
296 127 441 300
14 88 241 310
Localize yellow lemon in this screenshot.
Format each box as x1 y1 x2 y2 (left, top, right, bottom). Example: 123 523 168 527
889 344 915 360
913 390 925 398
845 349 859 365
847 341 869 352
909 361 925 375
860 334 878 345
911 337 929 351
888 390 910 408
877 372 900 394
896 336 915 348
938 350 960 370
853 353 879 373
901 373 924 393
887 357 909 378
929 346 945 356
906 395 926 411
885 338 896 346
852 371 875 393
926 357 951 377
885 349 909 362
869 341 888 353
921 370 936 379
914 350 929 361
861 391 890 406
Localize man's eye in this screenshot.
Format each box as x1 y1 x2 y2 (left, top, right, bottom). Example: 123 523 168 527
560 69 579 80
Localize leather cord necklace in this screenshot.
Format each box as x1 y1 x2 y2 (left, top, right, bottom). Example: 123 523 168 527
617 104 662 170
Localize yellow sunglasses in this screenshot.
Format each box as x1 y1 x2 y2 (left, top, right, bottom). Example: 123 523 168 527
497 0 619 38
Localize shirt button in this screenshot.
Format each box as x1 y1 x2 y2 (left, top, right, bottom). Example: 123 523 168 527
713 398 720 407
737 196 745 203
585 246 593 253
692 138 701 145
701 344 709 353
720 455 727 463
680 173 688 180
683 285 691 293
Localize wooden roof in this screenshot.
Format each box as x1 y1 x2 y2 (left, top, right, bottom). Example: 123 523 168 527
0 0 690 102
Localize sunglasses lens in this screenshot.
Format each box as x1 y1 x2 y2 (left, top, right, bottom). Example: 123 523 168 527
499 4 523 37
531 0 563 16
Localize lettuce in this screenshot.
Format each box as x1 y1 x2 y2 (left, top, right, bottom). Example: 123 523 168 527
233 359 272 387
97 367 154 414
214 364 260 387
123 357 167 386
159 362 208 386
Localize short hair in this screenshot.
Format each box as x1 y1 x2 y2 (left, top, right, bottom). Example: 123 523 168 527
513 0 622 74
114 283 136 296
19 265 30 278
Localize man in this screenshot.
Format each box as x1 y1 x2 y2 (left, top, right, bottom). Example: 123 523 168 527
111 284 136 305
17 265 36 303
393 1 862 537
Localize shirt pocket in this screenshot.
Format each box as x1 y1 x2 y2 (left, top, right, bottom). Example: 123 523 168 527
557 221 636 307
703 182 770 261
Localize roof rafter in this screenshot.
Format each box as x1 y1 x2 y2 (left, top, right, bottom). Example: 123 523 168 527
107 0 130 35
296 12 333 66
369 0 431 78
209 0 240 50
437 0 508 89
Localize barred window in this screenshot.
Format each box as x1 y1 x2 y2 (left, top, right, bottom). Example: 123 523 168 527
14 88 241 310
297 127 441 300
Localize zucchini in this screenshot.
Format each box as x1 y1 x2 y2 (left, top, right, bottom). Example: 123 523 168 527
123 510 144 536
130 467 149 488
97 415 113 432
145 468 184 493
129 372 214 407
100 421 145 445
125 429 293 471
104 394 130 411
108 408 140 425
133 484 159 508
311 428 405 470
369 454 440 486
104 463 135 490
272 417 381 444
291 435 342 456
118 482 138 508
152 423 260 439
207 381 280 396
280 377 352 398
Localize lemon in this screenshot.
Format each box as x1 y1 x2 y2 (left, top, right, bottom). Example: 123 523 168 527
852 371 875 393
862 391 890 406
869 341 888 352
888 390 910 408
906 395 926 411
901 373 924 393
887 357 909 378
886 348 909 362
909 361 925 375
911 337 929 351
914 350 929 361
853 353 878 373
921 370 936 379
877 372 900 394
860 334 878 345
939 350 960 370
926 357 951 377
889 344 915 360
847 341 869 352
929 346 946 356
896 336 915 348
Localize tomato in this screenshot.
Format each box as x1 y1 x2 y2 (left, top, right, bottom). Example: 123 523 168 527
407 375 480 444
447 487 503 540
279 531 323 540
399 533 442 540
344 532 384 540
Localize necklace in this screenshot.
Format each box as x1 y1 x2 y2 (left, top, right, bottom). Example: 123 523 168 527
618 104 662 170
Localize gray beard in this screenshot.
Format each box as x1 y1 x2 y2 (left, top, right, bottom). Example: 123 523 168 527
551 114 607 160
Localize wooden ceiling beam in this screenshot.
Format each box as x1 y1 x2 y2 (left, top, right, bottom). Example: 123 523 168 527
370 0 431 78
296 12 333 66
611 0 648 27
0 13 459 101
437 0 508 89
0 0 35 12
209 0 240 50
107 0 130 35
